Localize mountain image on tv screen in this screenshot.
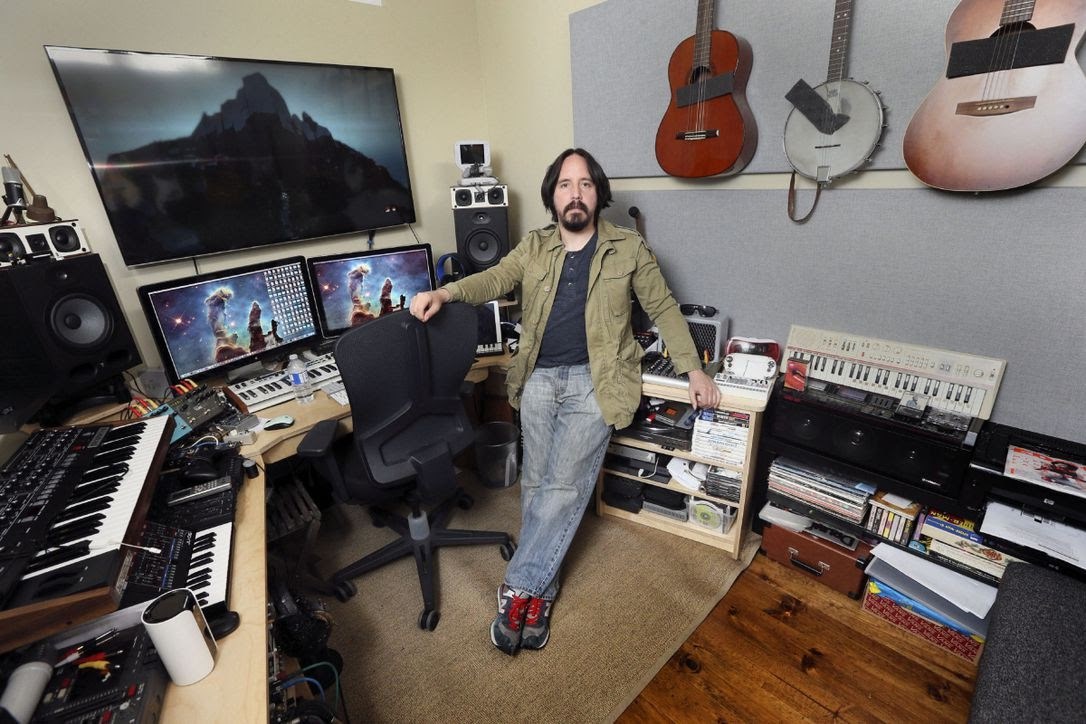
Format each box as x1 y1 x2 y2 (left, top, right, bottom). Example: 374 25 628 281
46 47 416 266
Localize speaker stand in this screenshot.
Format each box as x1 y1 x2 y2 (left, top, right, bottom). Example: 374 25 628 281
33 374 133 427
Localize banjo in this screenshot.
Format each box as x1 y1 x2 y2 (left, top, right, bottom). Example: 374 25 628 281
782 0 884 221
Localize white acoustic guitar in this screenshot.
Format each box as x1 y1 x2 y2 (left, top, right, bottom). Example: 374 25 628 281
782 0 885 221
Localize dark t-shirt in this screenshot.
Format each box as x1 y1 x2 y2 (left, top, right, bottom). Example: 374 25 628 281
535 233 598 368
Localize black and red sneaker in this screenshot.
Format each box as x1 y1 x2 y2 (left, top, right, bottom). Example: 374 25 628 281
490 583 530 655
520 597 553 650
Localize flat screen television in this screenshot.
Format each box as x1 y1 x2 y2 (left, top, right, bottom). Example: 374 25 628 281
138 256 319 383
45 46 416 266
307 243 436 339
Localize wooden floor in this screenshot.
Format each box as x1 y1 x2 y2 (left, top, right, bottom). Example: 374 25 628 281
619 552 977 723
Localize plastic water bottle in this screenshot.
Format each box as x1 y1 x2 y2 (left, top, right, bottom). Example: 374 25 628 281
286 353 314 403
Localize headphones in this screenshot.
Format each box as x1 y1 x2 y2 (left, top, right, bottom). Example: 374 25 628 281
435 252 467 285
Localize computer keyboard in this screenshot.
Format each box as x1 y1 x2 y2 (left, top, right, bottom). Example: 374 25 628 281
323 380 350 406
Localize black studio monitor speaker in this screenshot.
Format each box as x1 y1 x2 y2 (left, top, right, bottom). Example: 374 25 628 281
452 184 509 274
0 253 141 431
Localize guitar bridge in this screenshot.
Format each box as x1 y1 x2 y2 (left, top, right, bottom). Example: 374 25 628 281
956 96 1036 116
675 130 720 141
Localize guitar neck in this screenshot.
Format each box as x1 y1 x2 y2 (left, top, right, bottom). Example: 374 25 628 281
826 0 854 83
693 0 716 68
1001 0 1036 26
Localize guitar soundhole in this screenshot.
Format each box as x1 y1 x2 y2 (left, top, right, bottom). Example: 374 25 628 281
690 65 712 83
992 22 1034 38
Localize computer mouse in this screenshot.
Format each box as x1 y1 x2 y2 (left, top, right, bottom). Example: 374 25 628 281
263 415 295 431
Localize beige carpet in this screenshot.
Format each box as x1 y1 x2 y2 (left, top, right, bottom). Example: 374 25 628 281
305 474 760 723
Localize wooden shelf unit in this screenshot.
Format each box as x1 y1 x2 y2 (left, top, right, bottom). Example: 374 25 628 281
596 385 765 558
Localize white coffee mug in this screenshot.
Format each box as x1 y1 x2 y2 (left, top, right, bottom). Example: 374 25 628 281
141 588 217 686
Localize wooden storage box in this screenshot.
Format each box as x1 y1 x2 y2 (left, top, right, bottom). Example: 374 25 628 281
761 522 873 598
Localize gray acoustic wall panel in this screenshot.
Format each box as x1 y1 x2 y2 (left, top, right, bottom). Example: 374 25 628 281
572 0 1086 178
599 186 1086 443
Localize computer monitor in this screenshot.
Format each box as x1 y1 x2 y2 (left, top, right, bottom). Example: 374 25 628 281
306 243 436 339
475 300 503 356
138 257 319 383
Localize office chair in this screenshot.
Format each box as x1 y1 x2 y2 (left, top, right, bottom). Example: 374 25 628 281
297 303 516 631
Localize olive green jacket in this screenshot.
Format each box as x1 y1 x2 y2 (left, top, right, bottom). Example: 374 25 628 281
442 217 700 429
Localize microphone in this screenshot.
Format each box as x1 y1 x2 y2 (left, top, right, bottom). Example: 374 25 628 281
2 166 26 209
628 206 640 219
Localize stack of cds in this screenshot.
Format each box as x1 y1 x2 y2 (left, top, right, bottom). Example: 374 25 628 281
768 457 874 525
691 409 750 467
703 465 741 503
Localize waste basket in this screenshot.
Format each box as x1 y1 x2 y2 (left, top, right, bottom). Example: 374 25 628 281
474 421 520 488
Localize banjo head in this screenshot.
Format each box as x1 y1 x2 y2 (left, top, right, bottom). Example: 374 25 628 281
783 79 884 183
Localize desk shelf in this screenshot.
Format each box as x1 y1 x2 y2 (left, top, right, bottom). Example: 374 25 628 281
595 388 764 559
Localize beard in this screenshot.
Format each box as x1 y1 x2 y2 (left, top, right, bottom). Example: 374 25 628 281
559 201 592 232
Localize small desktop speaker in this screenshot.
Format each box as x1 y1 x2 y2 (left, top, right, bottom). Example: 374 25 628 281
452 185 510 275
0 220 91 267
0 253 141 430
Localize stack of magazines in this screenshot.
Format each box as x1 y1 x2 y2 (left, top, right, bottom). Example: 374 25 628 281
768 457 875 525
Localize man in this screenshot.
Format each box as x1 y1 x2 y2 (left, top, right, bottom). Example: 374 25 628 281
410 148 719 655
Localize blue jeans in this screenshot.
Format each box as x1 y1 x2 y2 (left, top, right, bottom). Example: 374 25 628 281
504 364 612 600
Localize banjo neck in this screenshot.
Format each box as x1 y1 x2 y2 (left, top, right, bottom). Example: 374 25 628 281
826 0 854 84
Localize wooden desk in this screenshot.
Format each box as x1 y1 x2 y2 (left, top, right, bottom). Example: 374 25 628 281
158 351 514 721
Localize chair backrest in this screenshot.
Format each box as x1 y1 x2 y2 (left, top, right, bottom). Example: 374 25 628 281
332 303 478 486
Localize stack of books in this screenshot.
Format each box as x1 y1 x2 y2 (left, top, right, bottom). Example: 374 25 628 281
691 409 750 467
864 491 922 545
909 508 1022 583
767 457 874 526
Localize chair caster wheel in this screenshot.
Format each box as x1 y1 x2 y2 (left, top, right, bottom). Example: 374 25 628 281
456 492 474 510
333 580 357 603
419 608 440 631
369 510 388 528
500 541 516 561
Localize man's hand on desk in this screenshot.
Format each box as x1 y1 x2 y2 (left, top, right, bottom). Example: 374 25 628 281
687 369 720 411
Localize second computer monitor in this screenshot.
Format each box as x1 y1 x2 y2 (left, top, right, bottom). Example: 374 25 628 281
307 243 437 339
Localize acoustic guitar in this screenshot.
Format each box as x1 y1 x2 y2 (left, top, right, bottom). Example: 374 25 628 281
782 0 884 189
904 0 1086 192
655 0 756 178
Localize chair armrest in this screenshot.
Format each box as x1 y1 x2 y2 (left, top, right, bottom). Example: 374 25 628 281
297 419 343 458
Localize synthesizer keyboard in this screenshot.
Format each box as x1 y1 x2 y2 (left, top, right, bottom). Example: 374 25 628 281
642 353 769 408
783 325 1006 420
0 415 173 652
224 352 342 413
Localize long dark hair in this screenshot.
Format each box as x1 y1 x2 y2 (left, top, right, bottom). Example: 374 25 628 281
540 148 613 223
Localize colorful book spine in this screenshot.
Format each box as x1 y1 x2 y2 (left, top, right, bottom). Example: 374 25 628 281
922 514 984 544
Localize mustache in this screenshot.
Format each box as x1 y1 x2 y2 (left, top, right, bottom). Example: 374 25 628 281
563 201 589 215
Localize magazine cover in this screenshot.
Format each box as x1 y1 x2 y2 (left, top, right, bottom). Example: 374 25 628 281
1003 446 1086 500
